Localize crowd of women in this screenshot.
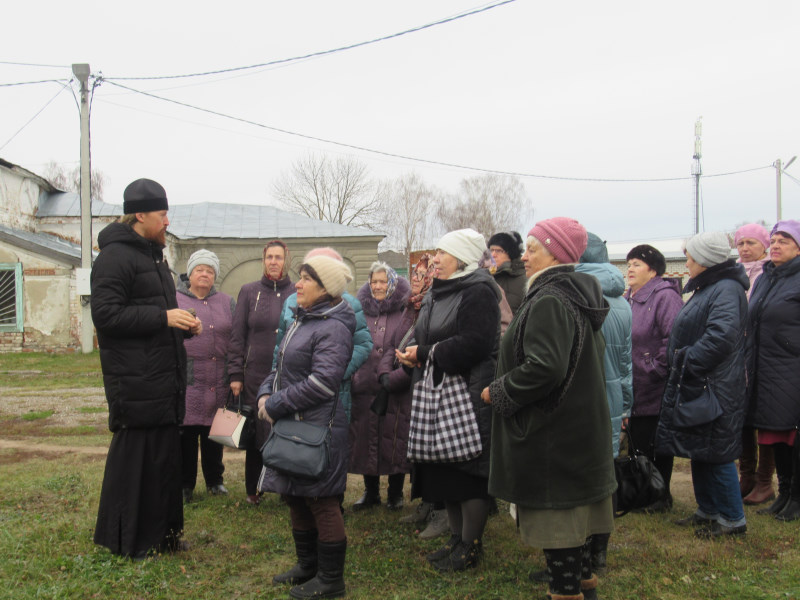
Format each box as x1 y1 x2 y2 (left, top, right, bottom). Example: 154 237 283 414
171 216 800 600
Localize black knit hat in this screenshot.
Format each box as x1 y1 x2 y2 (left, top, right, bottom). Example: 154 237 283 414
123 178 169 214
626 244 666 276
487 231 523 260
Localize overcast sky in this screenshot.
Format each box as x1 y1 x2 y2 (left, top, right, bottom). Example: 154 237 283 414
2 0 797 243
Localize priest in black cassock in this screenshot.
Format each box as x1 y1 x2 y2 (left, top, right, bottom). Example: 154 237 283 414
91 178 202 559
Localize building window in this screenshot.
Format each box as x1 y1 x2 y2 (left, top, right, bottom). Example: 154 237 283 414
0 263 23 332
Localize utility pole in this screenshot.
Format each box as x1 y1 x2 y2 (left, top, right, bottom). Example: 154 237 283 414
691 117 702 234
72 63 93 354
775 155 797 221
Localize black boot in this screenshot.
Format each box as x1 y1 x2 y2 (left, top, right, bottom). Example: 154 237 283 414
430 538 482 572
425 533 461 563
590 533 610 576
775 498 800 522
352 475 380 511
289 539 346 599
758 493 790 515
273 529 318 585
386 473 404 510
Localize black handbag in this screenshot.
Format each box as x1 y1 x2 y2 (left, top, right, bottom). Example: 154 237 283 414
614 433 667 517
261 416 331 481
672 361 722 428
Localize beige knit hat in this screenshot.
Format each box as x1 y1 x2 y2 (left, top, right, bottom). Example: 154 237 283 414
304 255 353 298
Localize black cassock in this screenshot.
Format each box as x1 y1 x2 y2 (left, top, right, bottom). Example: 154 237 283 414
94 424 183 557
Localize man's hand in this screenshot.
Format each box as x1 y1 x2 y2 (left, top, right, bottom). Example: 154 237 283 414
167 308 201 332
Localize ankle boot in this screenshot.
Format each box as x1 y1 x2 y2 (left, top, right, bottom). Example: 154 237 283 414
775 498 800 522
425 533 461 563
757 493 790 515
744 445 776 505
352 475 380 511
430 538 483 572
589 534 609 576
289 539 346 599
273 529 318 585
581 574 600 600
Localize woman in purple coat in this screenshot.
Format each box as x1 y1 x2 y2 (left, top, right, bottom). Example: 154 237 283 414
623 244 683 511
176 250 236 502
257 253 355 599
348 262 411 511
228 240 294 505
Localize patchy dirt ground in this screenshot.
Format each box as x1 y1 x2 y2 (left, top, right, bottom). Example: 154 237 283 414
1 386 108 427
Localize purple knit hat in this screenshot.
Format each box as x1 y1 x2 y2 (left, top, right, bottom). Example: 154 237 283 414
734 224 770 253
527 217 588 264
771 220 800 248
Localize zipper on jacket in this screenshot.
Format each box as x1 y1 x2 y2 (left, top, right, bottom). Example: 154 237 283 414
254 291 261 312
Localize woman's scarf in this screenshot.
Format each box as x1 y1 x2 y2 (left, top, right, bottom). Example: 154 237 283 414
408 253 435 311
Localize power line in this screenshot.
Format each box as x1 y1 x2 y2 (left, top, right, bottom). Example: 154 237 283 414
103 79 774 183
0 60 68 68
105 0 518 82
0 78 70 88
0 80 72 151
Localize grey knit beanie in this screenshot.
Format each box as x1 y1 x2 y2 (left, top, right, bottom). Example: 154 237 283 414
187 249 220 278
684 231 732 267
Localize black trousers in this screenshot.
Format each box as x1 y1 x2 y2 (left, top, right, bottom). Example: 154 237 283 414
180 425 224 490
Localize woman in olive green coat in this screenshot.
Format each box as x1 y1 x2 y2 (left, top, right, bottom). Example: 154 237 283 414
482 218 616 600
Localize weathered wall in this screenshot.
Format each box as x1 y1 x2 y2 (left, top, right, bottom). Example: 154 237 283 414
36 217 116 250
0 239 80 352
0 166 38 231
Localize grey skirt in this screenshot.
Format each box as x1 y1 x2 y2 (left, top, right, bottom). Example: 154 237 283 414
518 495 614 549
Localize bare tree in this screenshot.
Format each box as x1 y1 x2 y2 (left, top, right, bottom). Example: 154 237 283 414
272 153 384 229
380 172 441 258
435 173 531 240
43 161 106 201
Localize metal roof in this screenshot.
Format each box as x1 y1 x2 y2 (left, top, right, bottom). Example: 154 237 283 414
0 223 95 266
37 194 382 240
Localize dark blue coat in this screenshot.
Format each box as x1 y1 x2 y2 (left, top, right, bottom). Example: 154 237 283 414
746 256 800 430
655 261 749 463
257 299 355 497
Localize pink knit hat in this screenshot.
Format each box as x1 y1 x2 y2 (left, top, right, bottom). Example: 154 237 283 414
305 247 343 261
734 224 770 253
527 217 588 264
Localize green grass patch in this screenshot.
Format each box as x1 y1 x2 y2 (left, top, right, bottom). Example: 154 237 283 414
77 406 106 414
21 410 54 421
0 351 102 389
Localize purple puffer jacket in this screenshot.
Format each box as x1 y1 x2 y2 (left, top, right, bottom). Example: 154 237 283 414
624 276 683 416
349 277 411 475
176 276 236 426
257 299 356 498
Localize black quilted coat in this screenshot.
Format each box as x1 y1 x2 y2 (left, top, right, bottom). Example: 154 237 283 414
655 260 749 463
745 255 800 431
91 223 188 431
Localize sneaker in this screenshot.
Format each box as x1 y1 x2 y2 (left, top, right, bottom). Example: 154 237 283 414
419 509 449 539
207 484 229 495
399 501 432 524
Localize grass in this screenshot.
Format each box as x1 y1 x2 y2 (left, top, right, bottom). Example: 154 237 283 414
21 410 54 421
0 350 102 390
1 353 799 599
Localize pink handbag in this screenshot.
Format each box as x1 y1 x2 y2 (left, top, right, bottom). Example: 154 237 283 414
208 393 255 449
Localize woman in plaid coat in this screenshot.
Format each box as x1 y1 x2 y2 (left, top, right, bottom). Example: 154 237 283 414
397 228 501 573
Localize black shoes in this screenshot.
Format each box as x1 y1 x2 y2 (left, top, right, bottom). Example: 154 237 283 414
386 495 404 511
674 513 715 527
207 484 229 495
757 493 789 515
430 539 483 572
694 522 747 539
182 488 193 503
352 491 381 511
775 499 800 522
425 534 461 563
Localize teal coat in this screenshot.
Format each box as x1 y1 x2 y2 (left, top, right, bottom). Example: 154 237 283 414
487 266 617 509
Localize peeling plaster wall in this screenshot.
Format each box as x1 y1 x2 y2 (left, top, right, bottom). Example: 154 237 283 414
0 167 37 231
37 217 116 251
0 239 80 352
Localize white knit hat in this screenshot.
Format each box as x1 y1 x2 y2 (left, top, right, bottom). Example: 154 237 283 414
436 228 486 267
187 249 219 278
684 231 732 267
304 255 353 298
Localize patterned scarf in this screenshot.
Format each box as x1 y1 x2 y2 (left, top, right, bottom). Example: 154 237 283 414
408 253 435 311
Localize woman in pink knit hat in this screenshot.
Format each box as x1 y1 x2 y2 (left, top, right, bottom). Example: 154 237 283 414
483 217 615 600
734 223 775 505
